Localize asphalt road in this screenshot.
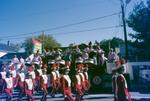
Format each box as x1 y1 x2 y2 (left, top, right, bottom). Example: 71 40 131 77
0 90 150 101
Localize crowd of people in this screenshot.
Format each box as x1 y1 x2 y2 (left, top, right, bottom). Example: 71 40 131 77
0 42 131 101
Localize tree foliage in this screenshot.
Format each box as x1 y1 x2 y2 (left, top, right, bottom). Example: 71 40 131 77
100 37 124 55
36 34 61 49
22 38 33 55
127 0 150 60
22 34 61 55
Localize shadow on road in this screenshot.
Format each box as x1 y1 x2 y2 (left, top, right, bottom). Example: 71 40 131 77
132 98 150 101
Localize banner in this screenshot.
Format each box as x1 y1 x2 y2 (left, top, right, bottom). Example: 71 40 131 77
32 38 42 54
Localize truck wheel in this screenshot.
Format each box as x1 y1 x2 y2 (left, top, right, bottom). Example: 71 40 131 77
92 76 102 85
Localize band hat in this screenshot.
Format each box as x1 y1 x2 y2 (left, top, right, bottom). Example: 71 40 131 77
57 48 62 52
75 58 83 63
25 61 32 66
48 60 55 64
84 59 94 64
56 59 65 65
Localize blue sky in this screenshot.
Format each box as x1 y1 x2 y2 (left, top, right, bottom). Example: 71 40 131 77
0 0 140 47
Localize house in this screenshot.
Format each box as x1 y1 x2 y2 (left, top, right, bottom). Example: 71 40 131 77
0 43 27 68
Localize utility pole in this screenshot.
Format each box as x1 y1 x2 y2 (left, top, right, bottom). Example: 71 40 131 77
120 0 128 61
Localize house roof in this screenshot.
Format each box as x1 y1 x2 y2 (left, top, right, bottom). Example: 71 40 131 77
0 43 16 52
0 52 7 58
0 52 27 59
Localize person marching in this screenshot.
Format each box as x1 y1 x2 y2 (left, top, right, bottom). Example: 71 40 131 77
112 68 118 101
61 66 74 101
28 65 36 91
9 64 17 88
83 64 90 94
3 72 13 101
40 68 48 101
35 65 43 93
25 73 34 101
116 66 131 101
74 64 83 101
79 63 86 97
55 61 61 93
50 63 57 97
15 68 25 101
0 67 6 94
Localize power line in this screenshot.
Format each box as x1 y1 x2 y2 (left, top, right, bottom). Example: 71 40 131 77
1 25 121 40
1 12 120 39
50 25 121 36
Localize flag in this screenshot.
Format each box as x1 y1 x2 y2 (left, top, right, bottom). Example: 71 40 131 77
126 0 131 4
32 38 41 44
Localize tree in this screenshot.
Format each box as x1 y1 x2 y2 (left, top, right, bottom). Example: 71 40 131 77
22 38 34 55
22 34 61 55
100 37 124 55
127 0 150 60
36 34 61 49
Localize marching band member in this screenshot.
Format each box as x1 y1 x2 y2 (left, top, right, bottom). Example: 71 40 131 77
120 56 127 72
9 65 17 88
28 65 36 89
116 66 131 101
57 59 65 76
35 65 43 93
41 69 48 101
83 64 90 93
55 62 61 92
25 73 34 101
61 67 74 101
0 67 6 94
15 69 25 101
50 63 57 97
74 64 83 101
79 64 86 94
112 68 118 101
3 72 13 101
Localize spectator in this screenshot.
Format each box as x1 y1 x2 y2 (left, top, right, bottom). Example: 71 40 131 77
108 48 118 62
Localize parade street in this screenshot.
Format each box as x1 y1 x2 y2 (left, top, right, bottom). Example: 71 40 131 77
0 90 150 101
1 0 150 101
